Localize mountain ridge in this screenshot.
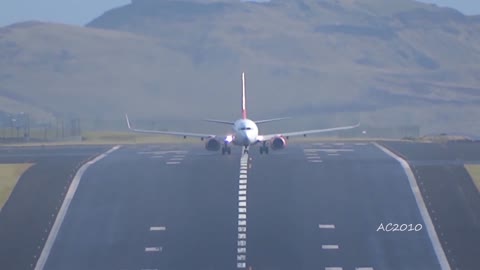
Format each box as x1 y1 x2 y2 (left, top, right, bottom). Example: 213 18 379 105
1 0 480 133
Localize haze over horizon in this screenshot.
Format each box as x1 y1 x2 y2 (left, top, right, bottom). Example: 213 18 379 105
0 0 479 27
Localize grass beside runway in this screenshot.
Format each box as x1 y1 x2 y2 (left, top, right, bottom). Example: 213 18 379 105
465 165 480 192
2 131 199 147
81 131 199 144
0 163 33 209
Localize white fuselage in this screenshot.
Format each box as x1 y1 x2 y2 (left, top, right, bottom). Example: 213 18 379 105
231 119 259 146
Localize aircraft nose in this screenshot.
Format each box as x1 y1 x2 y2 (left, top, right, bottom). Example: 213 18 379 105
244 132 255 144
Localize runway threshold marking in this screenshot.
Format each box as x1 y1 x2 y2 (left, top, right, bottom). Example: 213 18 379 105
374 143 451 270
34 145 121 270
236 153 249 269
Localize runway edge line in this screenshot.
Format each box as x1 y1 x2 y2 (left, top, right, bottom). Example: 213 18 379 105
373 142 451 270
34 145 121 270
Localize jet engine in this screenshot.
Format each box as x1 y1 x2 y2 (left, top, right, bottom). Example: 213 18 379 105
205 138 221 151
270 136 287 150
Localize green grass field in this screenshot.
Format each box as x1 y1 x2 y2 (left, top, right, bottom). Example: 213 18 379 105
0 163 33 209
1 131 200 147
81 131 199 144
465 165 480 193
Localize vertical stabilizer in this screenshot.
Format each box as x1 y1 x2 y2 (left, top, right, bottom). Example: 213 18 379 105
242 72 247 119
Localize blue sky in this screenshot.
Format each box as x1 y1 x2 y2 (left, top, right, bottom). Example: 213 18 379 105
0 0 479 27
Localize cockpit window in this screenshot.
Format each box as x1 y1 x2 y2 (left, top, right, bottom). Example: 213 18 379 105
240 127 252 130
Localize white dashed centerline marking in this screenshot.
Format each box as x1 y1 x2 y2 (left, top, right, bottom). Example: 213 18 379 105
319 224 335 229
166 162 180 165
355 268 374 270
236 153 249 269
322 245 339 250
325 267 343 270
145 247 162 252
150 226 166 231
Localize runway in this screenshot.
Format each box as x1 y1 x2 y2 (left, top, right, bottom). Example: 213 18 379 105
0 146 108 270
382 141 480 270
40 142 445 270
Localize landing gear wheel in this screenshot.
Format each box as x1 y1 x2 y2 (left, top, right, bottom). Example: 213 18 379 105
222 148 226 155
264 147 269 154
227 147 231 155
260 147 264 154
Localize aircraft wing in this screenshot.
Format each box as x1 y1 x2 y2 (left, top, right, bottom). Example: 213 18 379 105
203 119 234 125
255 117 292 124
259 122 360 141
125 114 216 139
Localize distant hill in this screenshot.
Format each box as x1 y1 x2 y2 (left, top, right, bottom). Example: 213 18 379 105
1 0 480 134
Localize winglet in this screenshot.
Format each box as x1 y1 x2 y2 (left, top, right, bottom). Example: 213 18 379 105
125 114 132 130
241 72 247 119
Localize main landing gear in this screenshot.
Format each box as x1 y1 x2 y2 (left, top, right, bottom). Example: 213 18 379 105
259 142 269 155
222 142 231 155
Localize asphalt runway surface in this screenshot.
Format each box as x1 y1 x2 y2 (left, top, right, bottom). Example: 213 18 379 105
0 146 108 270
41 142 445 270
383 141 480 270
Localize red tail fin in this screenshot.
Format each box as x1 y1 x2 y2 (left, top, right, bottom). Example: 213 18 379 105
242 72 247 119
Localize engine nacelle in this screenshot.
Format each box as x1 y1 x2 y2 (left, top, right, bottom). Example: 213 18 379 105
205 138 221 151
270 136 287 150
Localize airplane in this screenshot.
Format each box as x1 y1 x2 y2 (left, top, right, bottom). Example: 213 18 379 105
125 72 360 155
